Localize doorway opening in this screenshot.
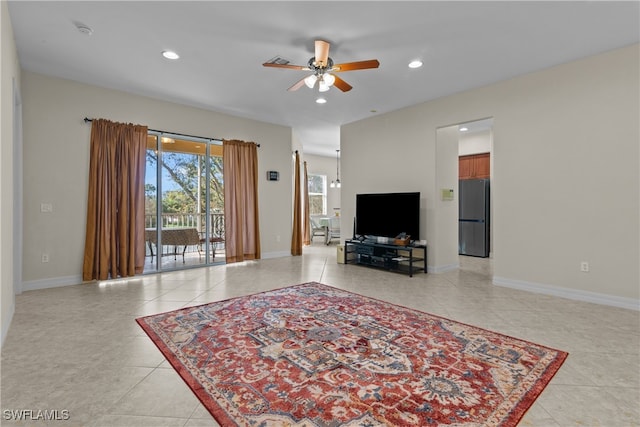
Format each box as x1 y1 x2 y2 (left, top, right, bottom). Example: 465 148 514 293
458 118 493 258
435 117 494 272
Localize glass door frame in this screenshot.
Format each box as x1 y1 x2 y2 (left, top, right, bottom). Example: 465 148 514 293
145 131 224 273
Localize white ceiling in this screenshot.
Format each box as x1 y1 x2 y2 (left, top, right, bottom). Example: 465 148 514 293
8 1 639 156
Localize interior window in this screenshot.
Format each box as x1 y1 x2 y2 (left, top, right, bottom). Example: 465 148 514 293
308 174 327 216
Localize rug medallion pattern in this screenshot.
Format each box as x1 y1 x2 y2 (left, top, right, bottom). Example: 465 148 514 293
137 282 568 426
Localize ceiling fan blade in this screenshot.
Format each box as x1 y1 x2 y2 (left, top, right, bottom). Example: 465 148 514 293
287 76 308 92
332 74 352 92
332 59 380 72
263 62 310 70
314 40 330 67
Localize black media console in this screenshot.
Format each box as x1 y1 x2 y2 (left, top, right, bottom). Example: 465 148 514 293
343 239 427 277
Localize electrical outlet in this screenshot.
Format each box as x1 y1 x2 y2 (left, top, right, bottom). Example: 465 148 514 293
42 253 50 263
276 235 281 242
580 261 589 272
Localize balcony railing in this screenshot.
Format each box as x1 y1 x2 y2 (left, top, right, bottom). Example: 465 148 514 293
145 213 225 238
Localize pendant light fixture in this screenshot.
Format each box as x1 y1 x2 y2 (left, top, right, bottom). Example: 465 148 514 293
330 149 341 188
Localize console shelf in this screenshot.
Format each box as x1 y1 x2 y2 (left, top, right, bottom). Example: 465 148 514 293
344 239 427 277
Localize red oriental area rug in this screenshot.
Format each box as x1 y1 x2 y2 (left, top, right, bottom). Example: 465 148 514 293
136 282 568 426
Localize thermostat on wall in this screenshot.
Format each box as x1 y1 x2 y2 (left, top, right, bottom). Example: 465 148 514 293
267 171 279 181
441 188 454 201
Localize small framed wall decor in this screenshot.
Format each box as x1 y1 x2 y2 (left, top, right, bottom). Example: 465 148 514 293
267 171 279 181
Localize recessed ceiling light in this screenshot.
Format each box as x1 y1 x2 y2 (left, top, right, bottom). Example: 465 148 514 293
162 50 180 60
459 127 469 132
408 60 423 69
316 98 327 104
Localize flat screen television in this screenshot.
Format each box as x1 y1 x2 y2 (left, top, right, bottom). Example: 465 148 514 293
355 192 420 240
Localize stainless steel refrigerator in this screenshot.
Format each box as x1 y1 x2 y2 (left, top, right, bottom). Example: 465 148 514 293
459 179 490 257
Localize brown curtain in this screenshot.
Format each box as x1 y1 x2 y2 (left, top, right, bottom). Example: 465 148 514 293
291 151 303 255
223 139 261 263
82 119 147 281
302 161 310 246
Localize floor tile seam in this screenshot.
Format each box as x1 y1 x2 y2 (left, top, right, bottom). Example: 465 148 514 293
547 376 599 388
185 291 216 305
556 327 640 336
533 403 565 427
534 383 639 423
119 360 167 370
599 384 640 390
524 400 556 421
558 350 640 360
102 366 166 416
97 412 191 422
185 403 210 424
200 277 227 289
544 383 637 392
317 256 329 283
154 297 207 303
598 386 640 412
134 291 177 304
439 273 461 287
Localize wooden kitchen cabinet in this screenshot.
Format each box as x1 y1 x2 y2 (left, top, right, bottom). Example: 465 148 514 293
459 153 490 180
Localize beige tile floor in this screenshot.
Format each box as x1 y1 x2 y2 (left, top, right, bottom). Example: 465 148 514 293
1 243 639 426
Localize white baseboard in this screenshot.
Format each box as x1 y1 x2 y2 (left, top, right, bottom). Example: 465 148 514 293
262 251 291 260
1 299 15 349
493 276 640 311
22 275 84 292
20 256 295 292
429 263 460 274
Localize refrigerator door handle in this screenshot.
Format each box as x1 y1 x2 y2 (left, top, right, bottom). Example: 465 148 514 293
459 219 485 223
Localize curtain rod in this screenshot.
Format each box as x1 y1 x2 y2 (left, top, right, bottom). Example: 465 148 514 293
83 118 260 147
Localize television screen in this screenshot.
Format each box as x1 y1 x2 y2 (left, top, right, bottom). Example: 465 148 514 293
356 192 420 240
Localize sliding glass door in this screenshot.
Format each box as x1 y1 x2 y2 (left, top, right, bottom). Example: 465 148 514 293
144 133 224 273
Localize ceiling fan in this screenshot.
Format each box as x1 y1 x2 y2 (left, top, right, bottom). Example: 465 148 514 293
263 40 379 93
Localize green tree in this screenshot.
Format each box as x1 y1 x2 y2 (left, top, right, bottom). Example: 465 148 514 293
146 150 224 214
145 184 157 215
163 190 196 214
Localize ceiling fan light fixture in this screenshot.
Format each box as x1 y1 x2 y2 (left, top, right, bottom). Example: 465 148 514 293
318 81 330 92
304 74 317 88
263 39 379 93
323 73 335 87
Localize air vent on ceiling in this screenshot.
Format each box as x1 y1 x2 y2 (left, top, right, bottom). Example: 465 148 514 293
265 56 290 66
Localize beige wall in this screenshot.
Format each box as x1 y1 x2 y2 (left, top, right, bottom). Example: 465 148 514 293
459 130 492 156
435 125 460 270
1 0 21 345
21 71 293 289
342 44 639 307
